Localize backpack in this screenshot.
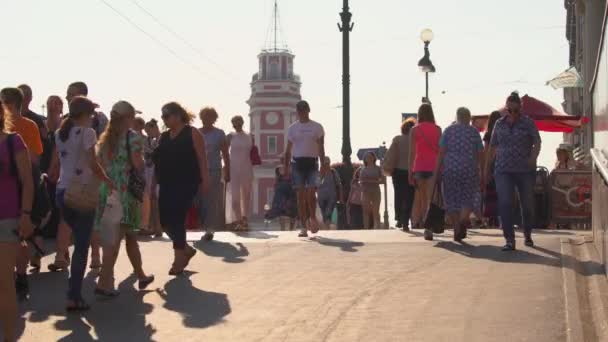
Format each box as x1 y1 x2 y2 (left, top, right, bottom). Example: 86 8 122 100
7 134 52 227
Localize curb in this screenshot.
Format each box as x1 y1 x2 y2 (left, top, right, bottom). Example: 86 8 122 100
561 236 608 342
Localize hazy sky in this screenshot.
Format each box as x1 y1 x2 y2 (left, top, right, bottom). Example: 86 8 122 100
2 0 569 167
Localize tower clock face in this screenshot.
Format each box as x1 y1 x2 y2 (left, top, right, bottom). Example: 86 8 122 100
266 112 279 125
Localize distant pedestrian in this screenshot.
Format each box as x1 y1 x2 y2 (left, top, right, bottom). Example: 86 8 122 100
143 119 162 237
95 101 155 297
359 152 384 229
199 107 230 241
482 111 502 226
17 84 48 140
387 118 416 231
227 115 253 231
347 166 364 229
54 96 113 311
0 95 34 342
409 103 442 240
284 100 326 237
435 107 484 242
153 102 209 275
486 92 541 251
318 157 343 226
266 155 297 230
66 82 108 137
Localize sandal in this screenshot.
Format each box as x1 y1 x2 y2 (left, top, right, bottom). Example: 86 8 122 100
66 299 91 312
48 260 69 272
30 253 42 270
138 275 155 290
90 261 102 270
94 288 120 299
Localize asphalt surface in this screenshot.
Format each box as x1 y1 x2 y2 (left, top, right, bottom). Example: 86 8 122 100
13 229 582 342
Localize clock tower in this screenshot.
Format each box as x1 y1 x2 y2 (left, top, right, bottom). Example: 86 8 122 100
248 0 302 217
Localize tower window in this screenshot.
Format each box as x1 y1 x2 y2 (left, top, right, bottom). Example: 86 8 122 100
267 136 277 155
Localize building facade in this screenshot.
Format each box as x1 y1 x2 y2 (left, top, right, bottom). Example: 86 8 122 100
247 49 302 217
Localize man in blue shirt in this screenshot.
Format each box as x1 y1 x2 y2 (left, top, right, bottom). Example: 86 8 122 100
486 93 541 251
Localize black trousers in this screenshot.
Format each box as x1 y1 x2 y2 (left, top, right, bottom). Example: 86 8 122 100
392 169 415 227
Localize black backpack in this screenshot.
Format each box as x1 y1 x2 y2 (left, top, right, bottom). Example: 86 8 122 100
7 134 51 227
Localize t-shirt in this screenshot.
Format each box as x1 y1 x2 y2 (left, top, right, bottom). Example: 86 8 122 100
55 127 97 190
0 134 26 219
92 111 109 137
287 120 324 158
13 116 43 156
359 164 382 192
23 110 46 140
200 127 226 170
392 134 411 170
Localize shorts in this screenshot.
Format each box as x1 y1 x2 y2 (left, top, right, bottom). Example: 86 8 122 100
291 162 319 189
414 171 434 180
0 219 20 243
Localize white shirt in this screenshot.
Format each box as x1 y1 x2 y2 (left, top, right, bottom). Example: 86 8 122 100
56 126 97 189
287 120 325 158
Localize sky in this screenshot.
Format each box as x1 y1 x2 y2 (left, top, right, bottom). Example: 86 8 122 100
1 0 569 168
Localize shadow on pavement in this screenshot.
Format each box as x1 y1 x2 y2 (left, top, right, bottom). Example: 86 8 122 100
194 240 249 263
434 241 605 277
233 231 279 240
311 237 365 252
52 274 157 341
158 276 231 329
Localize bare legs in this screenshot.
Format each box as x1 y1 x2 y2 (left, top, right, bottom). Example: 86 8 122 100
362 189 381 229
0 243 18 342
97 231 152 292
412 178 433 228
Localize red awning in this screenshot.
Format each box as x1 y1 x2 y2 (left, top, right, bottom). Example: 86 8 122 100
472 95 588 133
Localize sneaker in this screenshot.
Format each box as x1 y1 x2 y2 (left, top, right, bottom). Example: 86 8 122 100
298 231 308 238
202 232 214 242
424 229 433 241
501 242 516 251
525 236 534 247
396 221 403 229
402 226 410 232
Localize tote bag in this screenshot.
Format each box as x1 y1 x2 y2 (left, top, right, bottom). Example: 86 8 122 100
424 181 446 234
99 192 123 247
64 132 100 213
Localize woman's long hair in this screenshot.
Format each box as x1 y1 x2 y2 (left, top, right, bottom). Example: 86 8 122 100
417 104 436 124
58 96 95 142
162 102 194 125
486 111 502 138
97 112 131 158
0 102 11 133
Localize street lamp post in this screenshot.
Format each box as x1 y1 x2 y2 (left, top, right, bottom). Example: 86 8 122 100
337 0 355 230
418 29 436 102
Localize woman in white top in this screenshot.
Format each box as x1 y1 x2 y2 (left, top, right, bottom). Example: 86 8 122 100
227 115 253 230
54 96 113 311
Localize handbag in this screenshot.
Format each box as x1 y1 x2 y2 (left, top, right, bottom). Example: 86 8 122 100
64 131 100 213
250 145 262 166
99 192 123 247
424 181 445 234
348 183 363 206
126 131 145 202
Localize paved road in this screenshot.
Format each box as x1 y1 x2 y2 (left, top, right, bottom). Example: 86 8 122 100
15 229 582 342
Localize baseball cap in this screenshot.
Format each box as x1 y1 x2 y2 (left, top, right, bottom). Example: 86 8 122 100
111 100 142 118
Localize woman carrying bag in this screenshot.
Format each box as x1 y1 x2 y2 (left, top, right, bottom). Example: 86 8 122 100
94 101 154 298
54 96 113 312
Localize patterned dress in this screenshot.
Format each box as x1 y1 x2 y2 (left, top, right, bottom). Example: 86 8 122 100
95 131 144 232
440 123 484 213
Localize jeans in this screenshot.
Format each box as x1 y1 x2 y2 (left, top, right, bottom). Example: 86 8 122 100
495 172 535 243
392 169 415 226
318 196 337 223
57 189 95 301
159 183 198 249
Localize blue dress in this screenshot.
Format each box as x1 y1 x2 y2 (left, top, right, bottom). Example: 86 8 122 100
440 123 483 213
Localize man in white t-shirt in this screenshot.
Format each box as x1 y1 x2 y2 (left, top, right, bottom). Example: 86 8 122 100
284 100 326 237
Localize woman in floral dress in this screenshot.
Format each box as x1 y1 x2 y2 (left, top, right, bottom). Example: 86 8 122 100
435 107 484 242
94 101 154 297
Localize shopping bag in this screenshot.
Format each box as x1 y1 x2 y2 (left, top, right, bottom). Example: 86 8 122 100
331 207 338 225
99 192 122 247
424 182 445 234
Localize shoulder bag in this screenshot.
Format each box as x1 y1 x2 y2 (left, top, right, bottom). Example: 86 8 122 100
423 180 446 234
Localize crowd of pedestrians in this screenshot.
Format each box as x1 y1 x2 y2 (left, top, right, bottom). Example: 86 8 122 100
0 81 543 341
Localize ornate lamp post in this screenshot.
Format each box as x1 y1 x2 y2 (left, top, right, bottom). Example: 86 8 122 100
418 29 436 102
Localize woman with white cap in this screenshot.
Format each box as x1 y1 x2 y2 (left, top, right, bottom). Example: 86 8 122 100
94 101 154 298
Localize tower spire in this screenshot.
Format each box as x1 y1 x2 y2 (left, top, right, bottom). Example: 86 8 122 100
264 0 288 52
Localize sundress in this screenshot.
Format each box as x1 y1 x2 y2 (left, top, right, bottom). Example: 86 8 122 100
440 123 484 214
95 131 144 232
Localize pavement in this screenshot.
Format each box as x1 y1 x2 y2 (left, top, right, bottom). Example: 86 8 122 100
10 229 606 342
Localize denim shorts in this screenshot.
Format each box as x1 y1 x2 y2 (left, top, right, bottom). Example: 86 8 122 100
291 163 320 189
414 171 434 180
